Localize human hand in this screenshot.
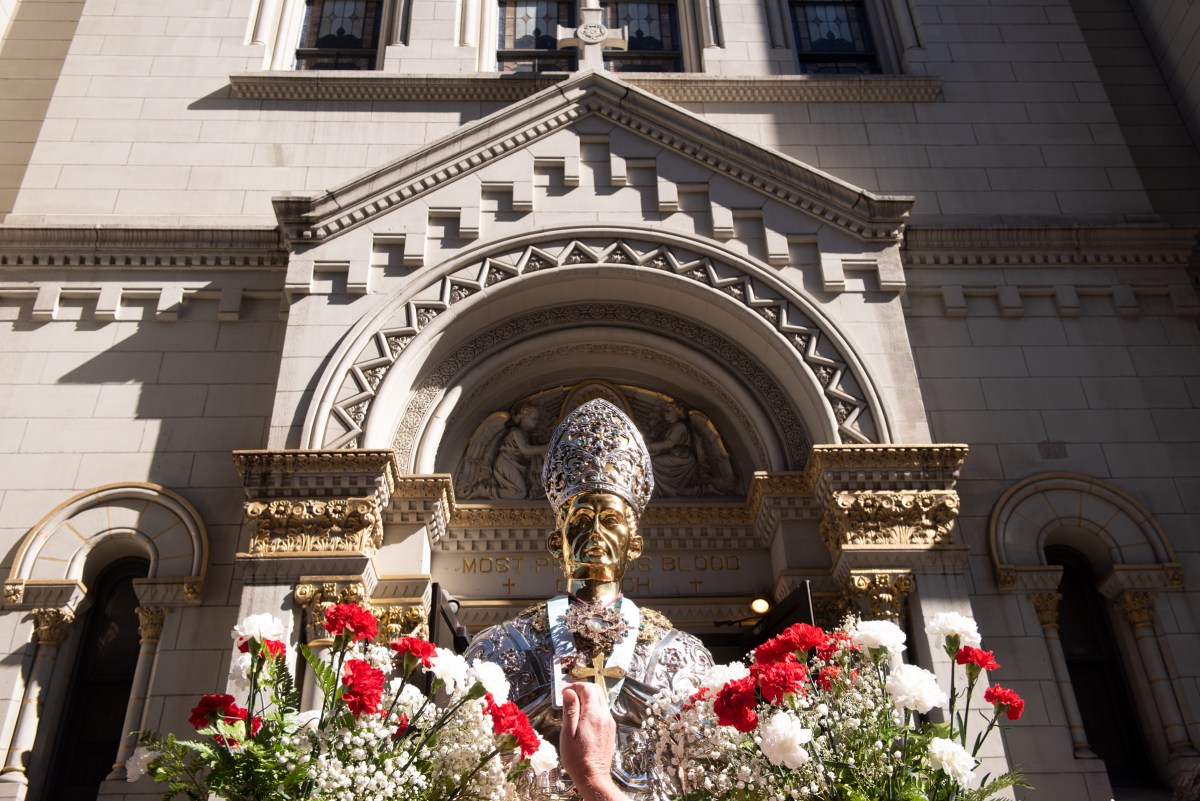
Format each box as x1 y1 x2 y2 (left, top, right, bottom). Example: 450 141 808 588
560 682 626 801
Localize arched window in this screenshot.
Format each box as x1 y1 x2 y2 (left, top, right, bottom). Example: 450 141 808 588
41 559 148 801
1046 546 1157 788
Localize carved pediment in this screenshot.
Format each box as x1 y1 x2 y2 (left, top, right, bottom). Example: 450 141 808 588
272 71 914 247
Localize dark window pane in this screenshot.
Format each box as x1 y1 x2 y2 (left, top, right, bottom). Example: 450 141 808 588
1046 547 1159 787
43 559 148 801
296 0 384 70
496 0 577 71
788 0 878 73
602 0 681 70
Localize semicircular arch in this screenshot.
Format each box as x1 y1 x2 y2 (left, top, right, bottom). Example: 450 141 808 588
988 472 1182 591
5 482 208 609
303 227 894 467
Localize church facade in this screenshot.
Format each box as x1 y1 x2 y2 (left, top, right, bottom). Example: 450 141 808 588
0 0 1198 796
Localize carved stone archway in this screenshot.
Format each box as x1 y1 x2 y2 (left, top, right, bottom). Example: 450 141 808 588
301 229 895 464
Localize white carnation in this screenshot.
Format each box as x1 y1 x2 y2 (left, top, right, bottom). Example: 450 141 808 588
430 648 471 695
470 659 511 703
850 620 907 654
928 737 976 787
529 735 558 772
294 709 321 729
232 613 288 649
125 746 158 782
700 663 751 694
885 663 945 714
228 650 253 695
925 612 981 648
758 711 812 769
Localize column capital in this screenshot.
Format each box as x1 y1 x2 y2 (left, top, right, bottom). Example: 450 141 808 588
1028 592 1062 628
32 607 74 646
1116 590 1156 629
135 606 169 643
847 570 913 622
821 490 961 556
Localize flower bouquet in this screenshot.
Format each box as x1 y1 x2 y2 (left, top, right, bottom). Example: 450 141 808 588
646 612 1029 801
130 602 556 801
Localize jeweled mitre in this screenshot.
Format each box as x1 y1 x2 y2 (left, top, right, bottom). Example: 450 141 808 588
541 399 654 517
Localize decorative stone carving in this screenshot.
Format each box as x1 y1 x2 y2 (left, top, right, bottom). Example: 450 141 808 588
136 606 169 643
32 608 74 646
1028 592 1061 628
1116 591 1156 629
847 571 913 621
391 302 814 469
377 605 428 641
4 584 22 605
244 498 383 554
821 491 959 555
455 382 738 501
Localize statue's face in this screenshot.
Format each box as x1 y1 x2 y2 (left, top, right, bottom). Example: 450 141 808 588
550 491 643 584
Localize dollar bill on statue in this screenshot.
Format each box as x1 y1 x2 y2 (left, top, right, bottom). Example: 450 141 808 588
464 399 714 801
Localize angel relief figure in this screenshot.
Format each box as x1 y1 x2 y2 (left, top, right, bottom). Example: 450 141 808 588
638 400 738 498
456 405 548 500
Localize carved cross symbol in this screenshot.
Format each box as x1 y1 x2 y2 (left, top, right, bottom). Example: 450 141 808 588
556 0 628 71
570 652 627 701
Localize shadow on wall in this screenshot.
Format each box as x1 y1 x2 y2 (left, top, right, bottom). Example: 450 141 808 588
0 0 87 220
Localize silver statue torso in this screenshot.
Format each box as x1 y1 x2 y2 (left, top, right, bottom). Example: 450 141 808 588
463 603 713 801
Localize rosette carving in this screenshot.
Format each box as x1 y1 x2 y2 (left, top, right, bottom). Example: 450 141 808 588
821 490 959 554
245 498 382 554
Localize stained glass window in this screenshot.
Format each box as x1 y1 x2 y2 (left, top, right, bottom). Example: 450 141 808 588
788 0 878 74
601 0 681 71
497 0 578 72
295 0 385 70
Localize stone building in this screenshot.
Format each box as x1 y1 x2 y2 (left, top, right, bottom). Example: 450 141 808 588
0 0 1198 796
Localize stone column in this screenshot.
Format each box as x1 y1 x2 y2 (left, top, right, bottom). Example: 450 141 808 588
0 608 74 788
1029 592 1096 757
1116 591 1197 756
106 606 168 780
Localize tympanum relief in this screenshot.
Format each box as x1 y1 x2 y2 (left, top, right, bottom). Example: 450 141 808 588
454 381 739 501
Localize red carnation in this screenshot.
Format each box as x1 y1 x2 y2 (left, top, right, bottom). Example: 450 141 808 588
189 694 259 745
816 630 855 662
262 639 287 659
682 685 710 711
751 660 806 705
392 636 437 668
189 694 244 730
957 646 999 671
324 603 378 642
984 685 1025 720
817 665 843 692
392 713 410 740
754 623 826 664
342 659 385 718
713 675 759 733
485 695 540 758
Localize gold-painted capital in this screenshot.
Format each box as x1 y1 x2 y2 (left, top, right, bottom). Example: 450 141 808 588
1116 591 1156 628
1028 592 1061 628
136 606 169 643
848 570 914 621
33 608 75 646
244 497 383 555
376 604 428 641
821 490 960 555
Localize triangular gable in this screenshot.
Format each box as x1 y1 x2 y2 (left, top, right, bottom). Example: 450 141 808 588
272 70 913 245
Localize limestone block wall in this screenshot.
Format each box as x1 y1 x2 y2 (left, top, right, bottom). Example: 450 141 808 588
0 0 1175 228
905 254 1200 799
0 270 286 786
1132 0 1200 150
